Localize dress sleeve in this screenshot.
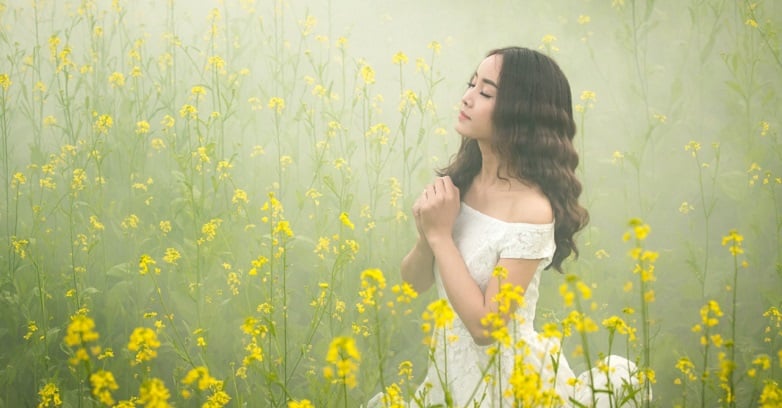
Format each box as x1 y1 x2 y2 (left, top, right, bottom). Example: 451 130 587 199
498 224 556 263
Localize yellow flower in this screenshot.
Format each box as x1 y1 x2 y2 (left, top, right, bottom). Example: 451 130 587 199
163 248 180 265
323 336 361 389
299 15 317 35
249 255 269 276
191 85 206 98
232 188 248 204
208 55 225 71
685 140 701 157
200 218 223 242
128 327 161 364
602 315 637 341
721 229 744 256
427 40 441 55
179 104 198 119
37 382 62 407
64 311 99 347
139 254 156 275
701 300 723 327
422 298 455 331
679 201 694 214
539 34 559 52
288 400 314 408
183 366 220 391
577 15 591 24
392 51 408 65
339 212 355 230
0 73 10 91
93 113 113 134
562 310 598 333
580 90 596 103
274 220 294 238
138 378 171 407
24 320 38 341
160 115 175 130
360 62 375 85
108 71 125 88
336 36 349 49
759 379 782 407
268 97 285 114
759 120 770 137
559 282 574 307
90 370 119 406
135 120 150 135
11 237 29 259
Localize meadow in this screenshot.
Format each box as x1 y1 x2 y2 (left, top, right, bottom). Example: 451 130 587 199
0 0 780 406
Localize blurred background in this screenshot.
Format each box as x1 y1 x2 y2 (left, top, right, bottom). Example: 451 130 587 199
0 0 780 406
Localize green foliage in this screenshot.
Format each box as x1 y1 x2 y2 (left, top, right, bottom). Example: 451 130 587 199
0 0 779 407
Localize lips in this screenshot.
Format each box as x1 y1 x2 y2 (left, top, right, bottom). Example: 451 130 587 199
459 110 471 120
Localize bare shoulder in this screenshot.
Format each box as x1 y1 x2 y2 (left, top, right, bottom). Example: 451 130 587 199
507 186 553 225
464 179 554 224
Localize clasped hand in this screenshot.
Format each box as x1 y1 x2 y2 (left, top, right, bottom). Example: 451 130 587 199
413 176 460 245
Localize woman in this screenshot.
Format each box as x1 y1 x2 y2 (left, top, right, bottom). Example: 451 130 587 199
394 47 643 407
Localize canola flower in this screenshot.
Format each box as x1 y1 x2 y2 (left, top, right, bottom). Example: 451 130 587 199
288 400 314 408
181 366 231 406
722 229 744 256
64 311 99 347
90 370 119 406
359 268 386 307
37 382 62 408
323 336 362 389
421 298 456 334
506 351 562 406
392 51 409 65
128 327 161 364
0 73 11 90
93 113 113 134
268 96 285 114
138 378 171 407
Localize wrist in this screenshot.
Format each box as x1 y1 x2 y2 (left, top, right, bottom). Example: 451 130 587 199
415 237 433 256
425 233 454 252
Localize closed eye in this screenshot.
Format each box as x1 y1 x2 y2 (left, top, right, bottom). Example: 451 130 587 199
466 81 493 98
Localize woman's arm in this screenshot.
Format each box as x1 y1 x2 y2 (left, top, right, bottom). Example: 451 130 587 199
400 237 435 294
427 238 539 345
400 189 436 293
418 176 541 345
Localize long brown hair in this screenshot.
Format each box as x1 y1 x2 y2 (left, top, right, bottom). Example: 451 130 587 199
439 47 589 272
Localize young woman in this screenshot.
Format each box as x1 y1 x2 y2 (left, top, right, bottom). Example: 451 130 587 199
392 47 643 406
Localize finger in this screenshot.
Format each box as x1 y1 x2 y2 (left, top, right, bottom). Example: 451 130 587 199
424 184 434 198
440 176 458 197
435 177 449 197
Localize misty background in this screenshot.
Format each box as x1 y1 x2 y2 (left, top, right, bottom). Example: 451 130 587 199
0 0 780 406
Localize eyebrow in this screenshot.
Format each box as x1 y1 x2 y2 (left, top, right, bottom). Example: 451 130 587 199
472 72 498 88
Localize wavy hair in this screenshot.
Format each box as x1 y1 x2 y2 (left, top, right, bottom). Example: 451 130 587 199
439 47 589 272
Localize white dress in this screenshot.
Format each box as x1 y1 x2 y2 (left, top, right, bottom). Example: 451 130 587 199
371 203 644 407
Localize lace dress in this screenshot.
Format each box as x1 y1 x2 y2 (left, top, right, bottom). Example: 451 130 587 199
372 203 643 407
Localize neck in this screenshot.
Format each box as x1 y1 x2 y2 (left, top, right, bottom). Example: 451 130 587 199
475 141 509 186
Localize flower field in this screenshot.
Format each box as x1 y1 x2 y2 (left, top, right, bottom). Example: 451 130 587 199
0 0 780 406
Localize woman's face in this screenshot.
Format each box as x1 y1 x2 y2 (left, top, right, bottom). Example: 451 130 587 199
455 53 502 141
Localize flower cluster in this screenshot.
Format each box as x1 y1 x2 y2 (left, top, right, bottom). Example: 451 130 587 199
323 336 362 389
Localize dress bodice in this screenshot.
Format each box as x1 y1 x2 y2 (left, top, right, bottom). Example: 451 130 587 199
435 202 556 330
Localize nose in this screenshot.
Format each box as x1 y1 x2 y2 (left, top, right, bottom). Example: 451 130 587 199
461 89 473 107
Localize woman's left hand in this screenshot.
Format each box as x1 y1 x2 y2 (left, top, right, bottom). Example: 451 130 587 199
417 176 460 245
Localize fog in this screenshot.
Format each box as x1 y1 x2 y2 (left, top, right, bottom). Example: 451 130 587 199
0 0 780 406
